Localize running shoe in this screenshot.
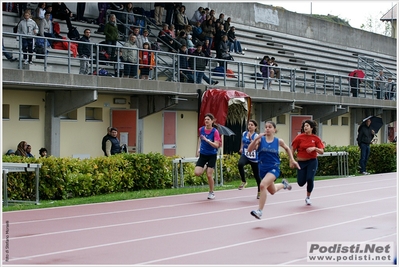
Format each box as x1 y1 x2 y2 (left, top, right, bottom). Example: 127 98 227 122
282 179 292 190
305 197 312 205
238 181 247 190
250 209 262 219
362 171 370 175
207 192 215 200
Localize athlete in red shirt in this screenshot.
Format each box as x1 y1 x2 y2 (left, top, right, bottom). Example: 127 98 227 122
291 120 324 205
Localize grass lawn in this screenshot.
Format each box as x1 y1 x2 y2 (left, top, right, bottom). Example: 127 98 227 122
2 176 340 212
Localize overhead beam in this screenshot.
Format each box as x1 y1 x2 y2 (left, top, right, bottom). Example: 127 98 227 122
54 90 98 117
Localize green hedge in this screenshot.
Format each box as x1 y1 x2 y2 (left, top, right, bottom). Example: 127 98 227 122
2 143 396 201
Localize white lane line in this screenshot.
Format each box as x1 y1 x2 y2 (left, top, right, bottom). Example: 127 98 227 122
3 179 396 226
4 197 396 263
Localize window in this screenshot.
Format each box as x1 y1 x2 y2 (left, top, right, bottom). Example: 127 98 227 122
341 117 349 126
330 117 339 126
60 110 78 120
276 114 286 124
85 107 102 121
19 105 39 120
3 104 10 120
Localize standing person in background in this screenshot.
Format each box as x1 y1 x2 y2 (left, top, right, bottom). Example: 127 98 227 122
260 56 270 90
15 141 28 157
104 14 119 60
350 72 360 97
375 70 386 100
75 3 86 22
122 34 139 78
138 42 155 80
357 118 375 175
247 121 299 219
291 120 324 205
154 3 165 26
237 119 262 199
52 2 73 31
195 113 221 200
103 127 122 156
17 11 38 65
77 29 92 75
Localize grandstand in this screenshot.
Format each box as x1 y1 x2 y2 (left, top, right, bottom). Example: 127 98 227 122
2 2 397 158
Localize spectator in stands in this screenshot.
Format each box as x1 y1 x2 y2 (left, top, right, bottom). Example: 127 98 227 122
224 17 231 32
136 29 150 49
122 2 136 26
139 42 155 80
158 23 176 52
201 39 212 58
52 2 73 31
26 144 34 157
104 14 119 60
178 44 194 83
169 24 176 38
192 21 205 42
385 77 396 100
35 3 46 21
175 5 189 32
17 11 39 65
270 57 280 79
75 3 86 22
375 70 386 100
214 23 226 57
174 30 187 51
227 26 244 54
122 34 139 79
350 72 360 97
78 29 92 75
109 3 124 22
215 13 225 31
97 3 109 26
15 141 28 157
218 35 233 69
2 39 18 62
39 12 55 44
164 3 176 26
154 3 165 26
45 4 53 21
260 56 271 89
190 6 203 25
189 43 218 85
186 34 195 54
39 147 48 157
202 18 215 52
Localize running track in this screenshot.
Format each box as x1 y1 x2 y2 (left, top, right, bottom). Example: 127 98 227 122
2 173 397 266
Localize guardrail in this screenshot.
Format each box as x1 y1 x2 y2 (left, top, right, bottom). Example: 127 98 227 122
2 162 42 206
2 31 396 99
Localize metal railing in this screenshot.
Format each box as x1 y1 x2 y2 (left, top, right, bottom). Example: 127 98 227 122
3 32 397 100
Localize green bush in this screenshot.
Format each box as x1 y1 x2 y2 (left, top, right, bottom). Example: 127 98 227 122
2 143 396 201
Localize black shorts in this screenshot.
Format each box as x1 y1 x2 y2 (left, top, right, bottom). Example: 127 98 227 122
196 154 217 168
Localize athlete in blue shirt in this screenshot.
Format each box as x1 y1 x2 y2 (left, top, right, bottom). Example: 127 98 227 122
247 121 300 219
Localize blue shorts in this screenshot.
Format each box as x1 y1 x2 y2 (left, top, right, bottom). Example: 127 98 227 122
259 165 280 180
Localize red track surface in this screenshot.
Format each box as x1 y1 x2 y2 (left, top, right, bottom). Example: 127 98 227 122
2 173 397 266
